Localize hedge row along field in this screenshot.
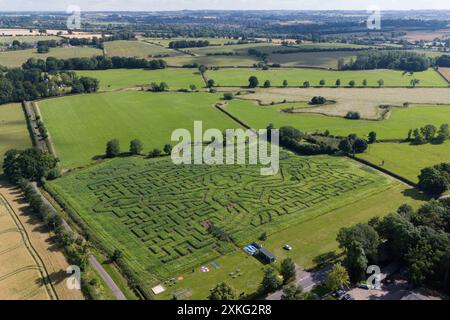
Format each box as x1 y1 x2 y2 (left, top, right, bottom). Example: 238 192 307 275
76 68 205 91
46 154 394 296
39 92 240 168
207 68 448 87
225 101 450 140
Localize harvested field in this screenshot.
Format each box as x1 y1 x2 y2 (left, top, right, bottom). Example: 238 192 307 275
0 181 84 300
231 87 450 120
438 67 450 82
0 188 54 300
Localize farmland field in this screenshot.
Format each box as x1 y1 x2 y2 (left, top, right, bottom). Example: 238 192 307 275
39 92 239 168
359 141 450 183
76 68 205 91
438 67 450 82
0 35 61 43
232 87 450 120
225 100 450 139
143 37 240 47
46 153 397 297
0 192 54 300
164 55 260 67
207 68 448 87
0 103 32 172
103 40 183 58
269 51 357 68
0 46 103 67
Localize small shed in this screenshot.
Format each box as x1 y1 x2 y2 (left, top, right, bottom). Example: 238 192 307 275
257 247 276 263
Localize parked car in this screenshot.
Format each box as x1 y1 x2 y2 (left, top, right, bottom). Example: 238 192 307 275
341 294 354 300
332 288 346 299
358 283 370 290
283 244 292 251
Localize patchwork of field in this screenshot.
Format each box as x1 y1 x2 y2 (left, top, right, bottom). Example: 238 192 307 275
207 68 448 87
233 87 450 120
359 141 450 183
103 40 183 58
0 103 32 172
0 192 53 300
0 46 103 67
225 100 450 139
76 68 205 91
46 153 395 296
39 92 240 168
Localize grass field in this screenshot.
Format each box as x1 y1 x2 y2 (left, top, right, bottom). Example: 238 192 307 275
225 100 450 139
164 55 260 67
207 68 447 87
0 192 53 300
232 87 450 120
76 68 205 91
0 103 32 172
269 51 357 68
0 46 102 67
39 92 239 168
46 153 400 298
103 40 183 58
359 141 450 183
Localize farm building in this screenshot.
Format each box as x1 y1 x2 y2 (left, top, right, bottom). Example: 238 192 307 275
257 247 276 263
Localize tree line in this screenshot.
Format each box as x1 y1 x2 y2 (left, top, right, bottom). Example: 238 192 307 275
22 55 167 72
340 50 431 72
0 67 99 105
337 199 450 294
168 40 209 49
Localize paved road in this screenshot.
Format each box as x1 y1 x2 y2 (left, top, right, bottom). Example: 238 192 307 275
266 265 331 300
31 182 127 300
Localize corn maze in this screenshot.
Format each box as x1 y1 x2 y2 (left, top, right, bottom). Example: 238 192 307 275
47 154 389 282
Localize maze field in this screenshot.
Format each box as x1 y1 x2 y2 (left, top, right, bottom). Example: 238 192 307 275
46 154 392 293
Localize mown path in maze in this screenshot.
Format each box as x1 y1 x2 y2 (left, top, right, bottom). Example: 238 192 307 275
47 153 390 289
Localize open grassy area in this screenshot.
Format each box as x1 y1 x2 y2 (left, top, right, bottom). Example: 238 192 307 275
269 51 357 68
0 46 102 67
207 68 447 87
164 55 260 67
225 100 450 139
39 91 239 168
46 153 398 298
76 68 205 91
359 141 450 183
104 40 183 58
0 103 32 172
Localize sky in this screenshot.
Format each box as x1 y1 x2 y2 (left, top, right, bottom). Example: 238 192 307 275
0 0 449 11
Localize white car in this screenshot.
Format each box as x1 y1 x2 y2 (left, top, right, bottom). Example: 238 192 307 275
283 244 292 251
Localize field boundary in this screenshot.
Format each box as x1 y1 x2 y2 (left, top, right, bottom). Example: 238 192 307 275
0 191 58 300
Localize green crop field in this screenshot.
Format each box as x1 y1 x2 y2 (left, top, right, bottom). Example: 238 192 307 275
103 40 183 58
206 68 447 87
0 46 103 67
39 91 239 168
164 55 260 67
76 68 205 91
0 103 31 172
46 153 399 297
269 51 357 68
359 141 450 183
225 101 450 139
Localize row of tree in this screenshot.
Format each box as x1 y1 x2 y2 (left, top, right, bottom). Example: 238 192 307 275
408 123 449 145
0 67 98 105
105 139 173 158
337 200 450 293
340 50 431 72
168 40 209 49
22 55 167 72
